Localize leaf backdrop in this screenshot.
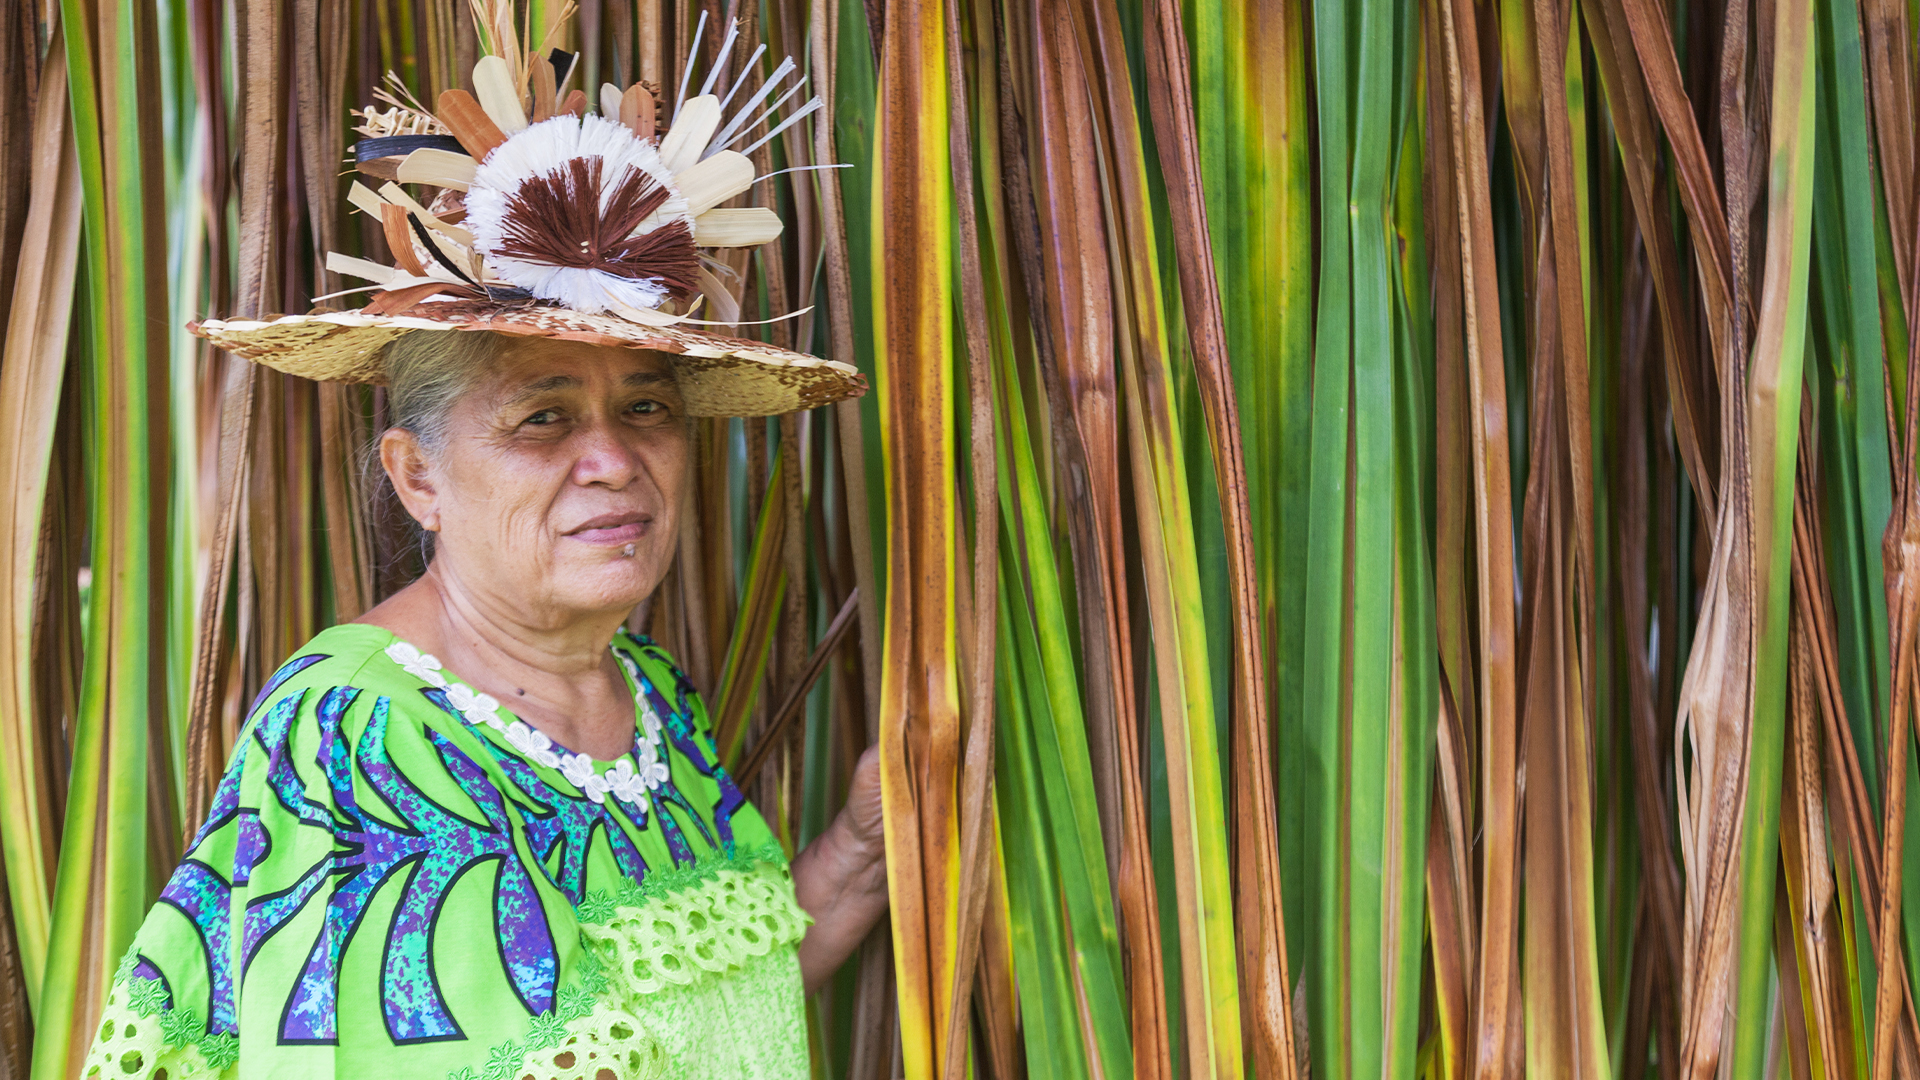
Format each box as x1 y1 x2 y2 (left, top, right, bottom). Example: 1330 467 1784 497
0 0 1917 1077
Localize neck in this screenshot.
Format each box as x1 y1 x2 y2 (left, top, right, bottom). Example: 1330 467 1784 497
424 559 629 672
358 559 638 757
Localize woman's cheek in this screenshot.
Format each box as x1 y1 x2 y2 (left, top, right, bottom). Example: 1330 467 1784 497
504 505 556 568
485 456 560 550
450 483 550 582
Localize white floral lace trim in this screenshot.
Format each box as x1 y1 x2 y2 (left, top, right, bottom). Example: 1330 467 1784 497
382 638 670 811
386 640 450 687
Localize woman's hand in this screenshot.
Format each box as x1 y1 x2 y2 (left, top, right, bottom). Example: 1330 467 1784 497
791 745 888 993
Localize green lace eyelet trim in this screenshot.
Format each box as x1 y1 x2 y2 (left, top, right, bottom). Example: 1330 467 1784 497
82 952 239 1080
578 849 809 998
457 843 804 1080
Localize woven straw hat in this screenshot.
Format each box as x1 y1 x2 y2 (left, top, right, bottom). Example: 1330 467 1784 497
191 13 864 418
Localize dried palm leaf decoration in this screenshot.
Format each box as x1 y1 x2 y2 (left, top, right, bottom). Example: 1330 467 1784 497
191 1 861 417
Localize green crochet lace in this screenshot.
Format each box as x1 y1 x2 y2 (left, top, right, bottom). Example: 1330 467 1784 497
580 846 808 992
455 993 664 1080
83 953 237 1080
490 846 813 1080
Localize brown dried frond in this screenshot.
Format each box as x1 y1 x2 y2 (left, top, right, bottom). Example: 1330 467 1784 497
494 157 700 299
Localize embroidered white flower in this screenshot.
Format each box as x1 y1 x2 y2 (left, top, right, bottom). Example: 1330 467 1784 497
639 702 665 743
622 652 667 744
443 683 504 729
384 642 448 688
558 752 614 803
617 651 647 689
503 720 562 769
635 740 671 790
605 757 650 806
559 752 598 790
579 771 613 805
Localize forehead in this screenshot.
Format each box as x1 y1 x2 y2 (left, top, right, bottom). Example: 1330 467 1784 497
482 339 679 398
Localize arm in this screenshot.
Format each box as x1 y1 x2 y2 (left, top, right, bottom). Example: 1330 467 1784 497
790 745 888 993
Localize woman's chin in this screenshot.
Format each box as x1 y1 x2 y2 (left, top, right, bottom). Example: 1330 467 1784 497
553 557 664 615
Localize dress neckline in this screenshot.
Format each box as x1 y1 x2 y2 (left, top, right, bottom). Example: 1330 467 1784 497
353 623 672 809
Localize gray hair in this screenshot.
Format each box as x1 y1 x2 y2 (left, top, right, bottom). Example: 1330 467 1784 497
383 328 510 452
364 329 510 570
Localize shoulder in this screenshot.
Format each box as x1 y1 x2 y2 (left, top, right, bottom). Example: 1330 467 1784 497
238 623 464 745
614 632 701 700
614 631 716 730
248 623 409 698
614 630 685 675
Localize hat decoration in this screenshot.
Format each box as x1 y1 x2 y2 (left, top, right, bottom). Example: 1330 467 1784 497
191 3 863 417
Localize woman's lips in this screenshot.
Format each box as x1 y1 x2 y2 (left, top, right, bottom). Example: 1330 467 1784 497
565 515 651 545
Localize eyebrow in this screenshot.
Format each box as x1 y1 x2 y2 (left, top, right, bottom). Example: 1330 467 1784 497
501 374 578 408
498 370 678 410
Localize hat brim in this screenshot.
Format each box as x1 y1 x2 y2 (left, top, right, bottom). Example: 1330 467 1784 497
191 299 865 417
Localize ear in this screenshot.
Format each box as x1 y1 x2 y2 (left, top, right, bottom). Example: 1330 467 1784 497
380 428 442 532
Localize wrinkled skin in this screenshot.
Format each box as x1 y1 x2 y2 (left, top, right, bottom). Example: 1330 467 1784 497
363 336 884 992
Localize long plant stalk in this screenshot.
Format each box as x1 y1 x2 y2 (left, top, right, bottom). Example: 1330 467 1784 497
31 1 177 1077
0 27 81 1014
871 0 961 1074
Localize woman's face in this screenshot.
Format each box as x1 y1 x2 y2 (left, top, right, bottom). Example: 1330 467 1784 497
386 339 689 625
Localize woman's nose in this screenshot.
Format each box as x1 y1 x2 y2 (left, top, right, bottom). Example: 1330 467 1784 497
569 420 644 487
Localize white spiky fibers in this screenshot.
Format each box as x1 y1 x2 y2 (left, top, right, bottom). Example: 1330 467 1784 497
465 113 693 315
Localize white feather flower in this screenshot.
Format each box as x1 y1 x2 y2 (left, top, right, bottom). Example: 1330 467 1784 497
465 114 697 316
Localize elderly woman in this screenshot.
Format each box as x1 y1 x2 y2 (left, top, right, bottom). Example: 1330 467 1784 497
82 30 882 1080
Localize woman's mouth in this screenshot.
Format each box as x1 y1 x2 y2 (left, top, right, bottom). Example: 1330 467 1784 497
565 513 652 545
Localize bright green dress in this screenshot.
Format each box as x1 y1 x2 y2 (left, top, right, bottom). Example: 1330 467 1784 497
82 624 811 1080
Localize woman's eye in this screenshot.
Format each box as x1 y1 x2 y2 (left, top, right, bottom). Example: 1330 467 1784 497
523 409 560 426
